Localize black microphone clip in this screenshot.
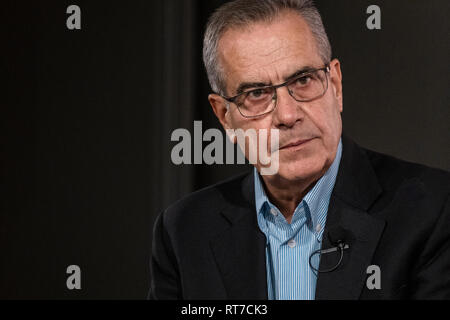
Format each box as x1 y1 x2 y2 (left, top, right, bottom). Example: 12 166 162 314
309 226 352 273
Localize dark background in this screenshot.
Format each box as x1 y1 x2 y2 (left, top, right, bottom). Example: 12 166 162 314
2 0 449 299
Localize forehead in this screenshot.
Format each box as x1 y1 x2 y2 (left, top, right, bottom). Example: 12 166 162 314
218 11 322 88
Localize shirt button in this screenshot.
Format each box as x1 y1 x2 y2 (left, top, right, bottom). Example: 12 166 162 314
288 239 296 248
270 208 278 216
315 224 322 233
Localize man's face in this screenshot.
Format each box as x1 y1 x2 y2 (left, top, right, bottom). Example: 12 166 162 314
209 10 343 182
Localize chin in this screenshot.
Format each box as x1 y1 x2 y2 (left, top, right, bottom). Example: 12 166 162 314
277 154 328 182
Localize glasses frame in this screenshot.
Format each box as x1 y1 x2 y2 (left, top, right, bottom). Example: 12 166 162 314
220 64 330 118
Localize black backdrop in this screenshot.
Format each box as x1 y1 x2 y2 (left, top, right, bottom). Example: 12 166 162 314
2 0 449 299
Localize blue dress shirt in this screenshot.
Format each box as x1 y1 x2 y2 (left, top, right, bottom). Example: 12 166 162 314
254 139 342 300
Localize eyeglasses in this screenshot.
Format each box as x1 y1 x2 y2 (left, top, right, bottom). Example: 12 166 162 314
220 64 330 118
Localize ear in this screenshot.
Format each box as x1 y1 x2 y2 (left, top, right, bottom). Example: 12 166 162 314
208 94 235 141
329 58 343 113
208 93 237 143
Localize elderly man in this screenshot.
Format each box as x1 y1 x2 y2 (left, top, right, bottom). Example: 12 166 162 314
149 0 450 300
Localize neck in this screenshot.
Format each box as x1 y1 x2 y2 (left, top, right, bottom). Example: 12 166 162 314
260 171 324 224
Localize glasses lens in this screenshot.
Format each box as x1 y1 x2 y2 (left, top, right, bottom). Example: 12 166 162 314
237 87 275 117
233 68 328 118
288 69 327 101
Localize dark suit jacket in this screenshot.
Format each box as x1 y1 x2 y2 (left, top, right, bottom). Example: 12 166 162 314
149 135 450 299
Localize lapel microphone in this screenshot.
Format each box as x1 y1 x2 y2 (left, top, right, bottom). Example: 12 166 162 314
309 226 352 273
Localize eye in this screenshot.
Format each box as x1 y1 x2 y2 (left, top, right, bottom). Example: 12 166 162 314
250 89 263 98
247 88 270 100
295 75 312 86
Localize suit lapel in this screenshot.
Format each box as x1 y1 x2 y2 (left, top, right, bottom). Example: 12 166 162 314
209 172 268 299
316 135 386 299
315 195 386 299
209 135 386 300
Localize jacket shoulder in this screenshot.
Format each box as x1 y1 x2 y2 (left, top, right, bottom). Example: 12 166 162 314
363 147 450 195
161 171 251 230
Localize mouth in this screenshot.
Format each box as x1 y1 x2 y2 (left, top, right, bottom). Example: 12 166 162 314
279 138 315 151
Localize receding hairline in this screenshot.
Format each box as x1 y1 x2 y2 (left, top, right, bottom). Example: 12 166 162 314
215 9 325 93
220 8 313 35
217 8 319 53
203 0 332 95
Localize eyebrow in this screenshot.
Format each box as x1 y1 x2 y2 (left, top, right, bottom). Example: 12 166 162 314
285 65 316 82
234 65 316 96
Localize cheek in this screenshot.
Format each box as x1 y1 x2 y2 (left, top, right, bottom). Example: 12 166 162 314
228 115 277 164
230 111 272 131
229 107 251 129
309 98 342 140
327 99 343 136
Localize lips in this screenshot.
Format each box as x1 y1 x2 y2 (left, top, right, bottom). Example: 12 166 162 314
280 138 314 150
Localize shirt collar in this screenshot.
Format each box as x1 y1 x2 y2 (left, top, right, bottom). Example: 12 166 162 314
254 138 342 234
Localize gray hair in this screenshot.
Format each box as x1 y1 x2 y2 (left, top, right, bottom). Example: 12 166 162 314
202 0 332 95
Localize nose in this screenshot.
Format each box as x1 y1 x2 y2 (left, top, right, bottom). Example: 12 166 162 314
272 86 304 128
